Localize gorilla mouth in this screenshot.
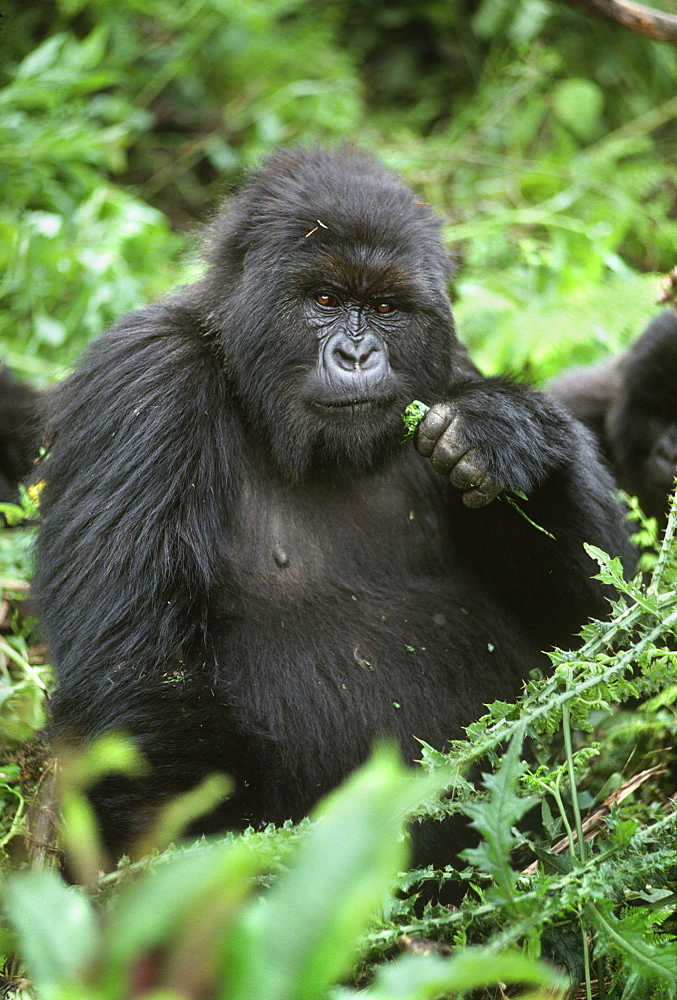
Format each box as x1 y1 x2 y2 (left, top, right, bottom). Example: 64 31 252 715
311 397 395 412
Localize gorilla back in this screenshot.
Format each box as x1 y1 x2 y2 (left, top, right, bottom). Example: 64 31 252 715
36 147 634 852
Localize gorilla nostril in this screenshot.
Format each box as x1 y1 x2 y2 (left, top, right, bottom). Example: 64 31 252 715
334 344 378 371
335 347 356 369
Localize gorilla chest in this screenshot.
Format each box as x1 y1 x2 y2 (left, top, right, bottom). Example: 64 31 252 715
224 470 453 597
208 468 539 808
214 468 536 687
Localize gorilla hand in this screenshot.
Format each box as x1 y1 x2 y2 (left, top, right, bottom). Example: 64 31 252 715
414 380 573 509
415 401 502 508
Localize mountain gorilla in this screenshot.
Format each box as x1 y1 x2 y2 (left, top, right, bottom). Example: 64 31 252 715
0 366 40 505
548 311 677 525
35 147 635 856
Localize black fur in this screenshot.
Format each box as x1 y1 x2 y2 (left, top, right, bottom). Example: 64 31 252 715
35 147 635 853
0 366 40 505
548 311 677 523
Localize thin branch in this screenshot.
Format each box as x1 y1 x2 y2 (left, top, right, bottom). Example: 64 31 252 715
553 0 677 44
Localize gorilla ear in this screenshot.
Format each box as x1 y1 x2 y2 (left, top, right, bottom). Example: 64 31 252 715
203 210 250 278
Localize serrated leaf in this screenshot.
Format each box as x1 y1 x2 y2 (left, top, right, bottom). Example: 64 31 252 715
460 726 537 901
528 843 573 875
589 902 677 986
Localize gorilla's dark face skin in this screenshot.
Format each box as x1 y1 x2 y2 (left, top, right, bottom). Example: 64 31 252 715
303 289 400 404
35 147 635 859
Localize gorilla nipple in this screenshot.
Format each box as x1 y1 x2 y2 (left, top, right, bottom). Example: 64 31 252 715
273 545 290 568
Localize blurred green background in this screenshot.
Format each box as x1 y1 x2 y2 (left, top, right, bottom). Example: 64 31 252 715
1 0 675 385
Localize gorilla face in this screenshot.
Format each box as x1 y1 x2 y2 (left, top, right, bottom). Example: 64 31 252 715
204 147 459 480
303 291 399 406
608 409 677 521
606 311 677 521
643 425 677 517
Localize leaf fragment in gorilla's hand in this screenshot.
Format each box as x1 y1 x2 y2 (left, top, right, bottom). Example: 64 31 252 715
402 400 430 443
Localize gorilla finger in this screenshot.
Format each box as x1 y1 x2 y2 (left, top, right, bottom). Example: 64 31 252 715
430 437 468 477
415 402 456 457
448 453 486 491
461 482 501 508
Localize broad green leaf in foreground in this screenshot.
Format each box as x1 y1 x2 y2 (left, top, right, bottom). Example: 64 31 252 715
337 948 567 1000
2 870 98 1000
222 745 420 1000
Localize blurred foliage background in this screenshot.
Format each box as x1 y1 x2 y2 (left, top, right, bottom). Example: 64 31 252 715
1 0 675 385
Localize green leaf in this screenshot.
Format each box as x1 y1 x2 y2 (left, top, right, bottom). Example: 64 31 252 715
352 947 567 999
1 870 98 1000
132 771 233 857
101 839 268 997
14 35 65 79
588 902 677 987
223 745 419 1000
552 79 604 141
62 732 149 789
402 400 430 443
460 726 537 903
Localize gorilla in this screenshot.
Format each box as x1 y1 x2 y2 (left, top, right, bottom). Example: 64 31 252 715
548 311 677 524
0 365 40 506
35 147 635 855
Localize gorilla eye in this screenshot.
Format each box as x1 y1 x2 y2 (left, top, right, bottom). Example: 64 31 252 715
315 292 340 308
375 302 395 315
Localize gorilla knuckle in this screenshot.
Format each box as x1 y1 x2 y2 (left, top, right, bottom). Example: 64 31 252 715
448 454 485 490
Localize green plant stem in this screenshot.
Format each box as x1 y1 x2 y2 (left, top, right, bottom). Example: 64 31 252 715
581 926 593 1000
649 484 677 595
562 703 587 865
584 95 677 160
597 957 606 1000
550 785 576 859
0 787 25 849
0 637 48 692
563 687 596 1000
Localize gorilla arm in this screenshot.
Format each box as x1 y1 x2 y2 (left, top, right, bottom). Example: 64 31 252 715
35 302 233 703
415 377 636 649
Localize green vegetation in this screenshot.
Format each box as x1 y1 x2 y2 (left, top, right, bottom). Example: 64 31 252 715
402 401 430 442
2 0 675 379
1 1 675 997
1 744 568 1000
2 491 675 998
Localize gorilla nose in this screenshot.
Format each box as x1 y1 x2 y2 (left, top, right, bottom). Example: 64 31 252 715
332 334 384 373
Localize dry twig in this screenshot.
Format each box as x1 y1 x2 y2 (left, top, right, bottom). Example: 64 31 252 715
523 764 668 875
553 0 677 44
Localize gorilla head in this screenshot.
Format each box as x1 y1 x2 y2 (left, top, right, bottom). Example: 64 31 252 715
547 310 677 525
200 147 459 479
606 311 677 522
